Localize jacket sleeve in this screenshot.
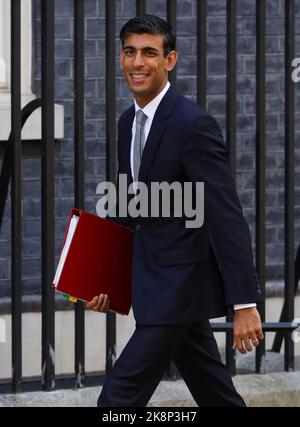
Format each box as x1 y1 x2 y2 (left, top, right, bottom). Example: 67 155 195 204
182 113 261 306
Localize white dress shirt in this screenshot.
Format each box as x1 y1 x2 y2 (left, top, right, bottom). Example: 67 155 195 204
130 81 171 179
130 81 256 312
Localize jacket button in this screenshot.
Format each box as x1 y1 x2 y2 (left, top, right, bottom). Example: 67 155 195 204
135 224 142 231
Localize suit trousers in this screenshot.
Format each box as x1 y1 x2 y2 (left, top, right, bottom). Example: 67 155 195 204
97 320 246 407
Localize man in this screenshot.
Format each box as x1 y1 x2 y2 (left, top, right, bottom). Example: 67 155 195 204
87 15 263 407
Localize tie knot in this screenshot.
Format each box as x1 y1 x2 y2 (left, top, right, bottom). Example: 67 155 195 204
136 109 147 127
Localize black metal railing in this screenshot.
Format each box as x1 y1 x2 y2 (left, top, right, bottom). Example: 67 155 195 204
0 0 299 393
40 0 55 392
10 0 22 393
105 0 117 379
272 244 300 353
283 0 296 372
225 0 237 376
74 0 86 389
254 0 266 375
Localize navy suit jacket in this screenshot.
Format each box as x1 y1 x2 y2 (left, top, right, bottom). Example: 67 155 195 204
115 86 261 325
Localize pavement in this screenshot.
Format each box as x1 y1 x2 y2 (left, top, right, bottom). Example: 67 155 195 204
1 352 300 407
0 371 300 407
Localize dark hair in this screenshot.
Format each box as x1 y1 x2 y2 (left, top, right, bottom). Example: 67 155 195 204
120 14 176 57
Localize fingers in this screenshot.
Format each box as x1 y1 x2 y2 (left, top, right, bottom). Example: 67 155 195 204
248 331 259 348
233 308 265 354
85 294 110 313
94 294 110 312
85 296 98 310
233 329 265 354
242 336 253 352
233 337 247 354
250 329 264 347
233 335 254 354
256 328 264 342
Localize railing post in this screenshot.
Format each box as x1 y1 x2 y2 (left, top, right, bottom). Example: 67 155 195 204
272 245 300 352
41 0 55 391
255 0 266 374
105 0 117 374
225 0 237 376
74 0 85 388
11 0 22 393
196 0 207 109
284 0 295 372
167 0 177 87
136 0 147 15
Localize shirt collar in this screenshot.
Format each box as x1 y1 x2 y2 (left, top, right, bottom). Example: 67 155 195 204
134 81 170 120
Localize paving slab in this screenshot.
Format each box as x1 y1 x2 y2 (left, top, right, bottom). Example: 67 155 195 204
0 371 300 407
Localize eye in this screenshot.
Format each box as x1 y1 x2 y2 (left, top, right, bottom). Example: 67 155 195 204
145 50 157 57
124 48 134 57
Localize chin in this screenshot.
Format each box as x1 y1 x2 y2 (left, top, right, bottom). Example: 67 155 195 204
129 86 150 97
125 78 148 91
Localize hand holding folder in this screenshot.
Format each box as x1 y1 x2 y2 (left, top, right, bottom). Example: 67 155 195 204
86 294 110 313
53 208 133 315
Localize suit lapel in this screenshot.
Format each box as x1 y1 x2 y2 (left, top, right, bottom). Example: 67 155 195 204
139 87 178 183
119 87 178 185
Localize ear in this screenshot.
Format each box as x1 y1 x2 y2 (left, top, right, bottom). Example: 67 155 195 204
165 51 178 72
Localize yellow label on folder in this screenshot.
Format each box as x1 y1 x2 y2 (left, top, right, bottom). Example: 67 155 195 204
69 296 78 303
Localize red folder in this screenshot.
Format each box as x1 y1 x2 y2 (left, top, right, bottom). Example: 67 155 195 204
53 208 133 315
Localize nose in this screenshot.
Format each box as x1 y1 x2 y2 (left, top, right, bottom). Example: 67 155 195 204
132 51 144 67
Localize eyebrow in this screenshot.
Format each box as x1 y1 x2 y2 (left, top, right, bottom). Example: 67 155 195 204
123 45 160 54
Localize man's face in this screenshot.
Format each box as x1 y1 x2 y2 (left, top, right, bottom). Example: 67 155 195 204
120 33 177 107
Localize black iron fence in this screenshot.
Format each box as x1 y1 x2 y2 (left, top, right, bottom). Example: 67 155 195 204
0 0 299 393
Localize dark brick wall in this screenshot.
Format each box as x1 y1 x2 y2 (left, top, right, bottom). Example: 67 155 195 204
0 0 299 297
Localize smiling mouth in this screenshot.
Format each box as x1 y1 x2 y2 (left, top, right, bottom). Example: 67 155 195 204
130 73 149 81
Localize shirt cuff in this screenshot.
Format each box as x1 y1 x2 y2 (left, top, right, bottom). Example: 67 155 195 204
233 303 257 310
